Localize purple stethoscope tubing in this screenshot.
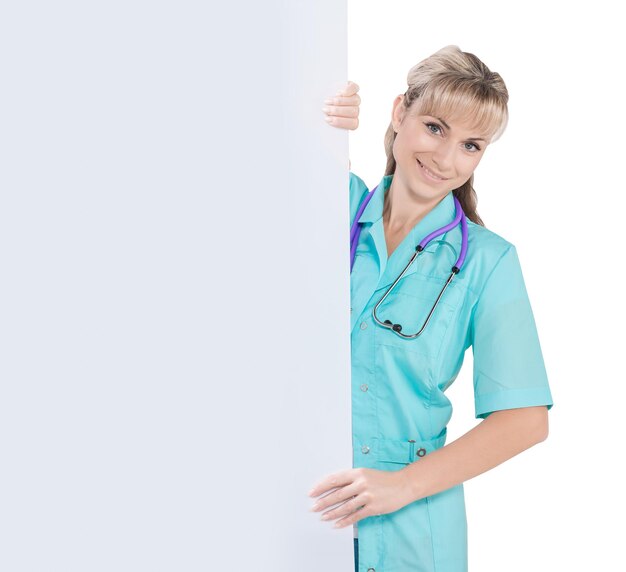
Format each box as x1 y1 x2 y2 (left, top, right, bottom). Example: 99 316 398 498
350 184 468 271
349 187 377 272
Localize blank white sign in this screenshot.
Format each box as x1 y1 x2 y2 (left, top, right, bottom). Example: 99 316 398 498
0 1 352 570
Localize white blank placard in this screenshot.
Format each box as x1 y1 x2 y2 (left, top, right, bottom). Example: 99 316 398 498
0 1 352 570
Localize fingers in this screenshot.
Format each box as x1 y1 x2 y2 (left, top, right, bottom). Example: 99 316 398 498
312 487 364 520
331 496 367 528
310 482 360 514
322 492 368 529
308 471 353 499
310 473 366 528
322 80 361 131
309 468 405 529
339 80 360 98
324 81 361 107
324 114 359 130
323 104 359 130
323 103 359 118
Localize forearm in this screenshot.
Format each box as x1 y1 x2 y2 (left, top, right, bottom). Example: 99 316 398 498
400 406 549 503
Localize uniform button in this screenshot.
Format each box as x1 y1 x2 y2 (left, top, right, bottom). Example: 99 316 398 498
367 568 376 572
416 448 426 458
360 384 368 392
350 307 353 314
361 445 370 454
360 321 368 330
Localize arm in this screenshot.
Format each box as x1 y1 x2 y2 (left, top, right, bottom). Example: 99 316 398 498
308 406 550 528
400 405 549 502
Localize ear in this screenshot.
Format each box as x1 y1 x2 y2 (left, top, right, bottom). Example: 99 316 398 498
391 94 408 133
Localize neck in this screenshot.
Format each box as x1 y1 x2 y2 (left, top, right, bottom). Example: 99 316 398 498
383 177 443 233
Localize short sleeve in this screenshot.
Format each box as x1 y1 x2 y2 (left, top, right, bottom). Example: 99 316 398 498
349 171 369 226
470 244 554 420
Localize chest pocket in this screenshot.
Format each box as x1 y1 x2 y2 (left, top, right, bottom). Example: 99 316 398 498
372 242 464 359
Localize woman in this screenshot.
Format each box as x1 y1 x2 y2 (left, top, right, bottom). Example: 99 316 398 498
309 45 554 572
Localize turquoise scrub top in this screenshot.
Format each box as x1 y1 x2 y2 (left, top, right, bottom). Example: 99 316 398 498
350 172 554 572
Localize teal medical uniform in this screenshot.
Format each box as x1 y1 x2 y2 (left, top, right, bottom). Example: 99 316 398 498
350 172 554 572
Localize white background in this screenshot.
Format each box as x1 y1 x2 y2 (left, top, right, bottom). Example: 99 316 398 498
0 1 354 570
349 1 625 569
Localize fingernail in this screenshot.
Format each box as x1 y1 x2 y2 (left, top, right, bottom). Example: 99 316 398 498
324 116 333 123
321 514 330 521
322 107 330 113
324 98 333 104
308 489 316 496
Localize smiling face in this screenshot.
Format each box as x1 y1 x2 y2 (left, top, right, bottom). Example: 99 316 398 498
390 94 491 204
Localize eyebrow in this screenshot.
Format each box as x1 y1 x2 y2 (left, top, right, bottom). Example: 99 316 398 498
434 116 487 142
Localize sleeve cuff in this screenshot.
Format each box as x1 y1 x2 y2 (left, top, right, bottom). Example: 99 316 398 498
474 387 554 420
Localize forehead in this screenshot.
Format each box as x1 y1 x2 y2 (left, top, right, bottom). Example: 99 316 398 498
409 100 496 140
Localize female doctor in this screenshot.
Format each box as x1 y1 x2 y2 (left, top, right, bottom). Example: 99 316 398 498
308 45 554 572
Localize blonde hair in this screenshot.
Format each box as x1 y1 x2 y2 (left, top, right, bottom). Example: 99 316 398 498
383 45 509 226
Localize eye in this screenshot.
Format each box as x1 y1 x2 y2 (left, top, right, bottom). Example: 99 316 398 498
424 122 442 135
464 142 481 152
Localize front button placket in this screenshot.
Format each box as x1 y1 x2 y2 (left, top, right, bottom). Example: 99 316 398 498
350 178 393 572
352 313 377 473
352 305 384 570
352 305 382 570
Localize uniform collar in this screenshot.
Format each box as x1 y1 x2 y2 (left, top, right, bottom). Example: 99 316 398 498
357 173 457 243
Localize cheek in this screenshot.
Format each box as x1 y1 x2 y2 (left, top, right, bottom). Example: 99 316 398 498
455 156 481 178
394 132 435 157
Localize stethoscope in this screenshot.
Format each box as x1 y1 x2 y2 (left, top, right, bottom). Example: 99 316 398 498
350 184 469 339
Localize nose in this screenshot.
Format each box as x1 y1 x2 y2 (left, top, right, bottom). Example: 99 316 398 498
431 139 456 174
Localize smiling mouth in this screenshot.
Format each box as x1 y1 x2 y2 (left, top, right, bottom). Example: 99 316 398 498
417 158 448 181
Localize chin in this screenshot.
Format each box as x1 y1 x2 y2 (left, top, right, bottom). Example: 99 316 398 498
417 173 458 194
